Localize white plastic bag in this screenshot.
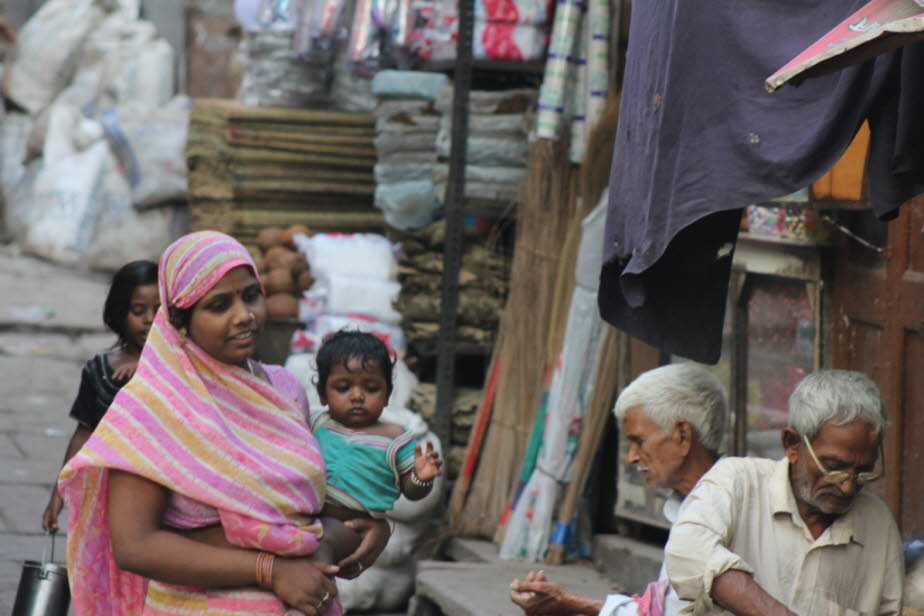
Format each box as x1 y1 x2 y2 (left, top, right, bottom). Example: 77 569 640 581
21 140 110 264
86 200 188 271
0 114 34 234
101 96 190 208
298 233 397 281
56 12 174 111
374 179 440 231
1 0 104 113
325 274 402 324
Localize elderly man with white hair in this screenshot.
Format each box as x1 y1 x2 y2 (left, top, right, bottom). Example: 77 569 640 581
509 362 729 616
665 370 904 615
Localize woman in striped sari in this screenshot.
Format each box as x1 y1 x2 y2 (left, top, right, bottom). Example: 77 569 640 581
59 231 387 616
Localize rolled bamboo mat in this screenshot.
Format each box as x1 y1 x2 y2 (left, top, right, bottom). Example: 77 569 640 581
451 138 578 539
186 99 382 243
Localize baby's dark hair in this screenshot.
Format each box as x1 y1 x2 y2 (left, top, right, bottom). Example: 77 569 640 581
103 260 158 348
315 330 395 397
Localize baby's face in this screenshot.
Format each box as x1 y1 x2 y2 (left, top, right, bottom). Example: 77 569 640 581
321 358 389 429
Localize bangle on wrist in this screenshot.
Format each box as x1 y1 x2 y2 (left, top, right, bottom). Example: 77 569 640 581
409 469 433 488
255 552 275 589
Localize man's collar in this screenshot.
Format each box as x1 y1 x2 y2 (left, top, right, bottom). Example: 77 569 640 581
771 457 864 546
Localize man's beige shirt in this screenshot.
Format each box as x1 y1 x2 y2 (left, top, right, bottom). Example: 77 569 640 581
664 457 903 615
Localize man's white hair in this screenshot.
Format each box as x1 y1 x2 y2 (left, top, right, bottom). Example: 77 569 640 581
613 363 728 452
788 370 888 440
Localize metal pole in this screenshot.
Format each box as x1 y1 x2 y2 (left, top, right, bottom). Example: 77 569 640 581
433 0 475 452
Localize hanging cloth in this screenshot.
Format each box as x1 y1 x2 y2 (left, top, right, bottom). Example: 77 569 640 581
600 0 924 363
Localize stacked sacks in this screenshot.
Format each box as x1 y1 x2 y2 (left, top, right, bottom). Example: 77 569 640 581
371 70 448 231
391 220 509 352
407 383 481 480
434 86 535 211
253 225 314 319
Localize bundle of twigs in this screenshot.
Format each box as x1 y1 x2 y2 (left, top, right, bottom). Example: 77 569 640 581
450 137 578 538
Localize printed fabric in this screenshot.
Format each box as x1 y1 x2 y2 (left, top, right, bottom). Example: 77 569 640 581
59 231 336 616
310 411 416 516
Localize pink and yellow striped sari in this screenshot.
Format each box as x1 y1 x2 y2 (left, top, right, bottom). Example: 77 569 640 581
60 231 336 615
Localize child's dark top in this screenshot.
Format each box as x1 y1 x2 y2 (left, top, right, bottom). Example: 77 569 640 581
69 353 127 430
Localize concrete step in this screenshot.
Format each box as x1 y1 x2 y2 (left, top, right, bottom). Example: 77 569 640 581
591 534 663 595
412 538 619 616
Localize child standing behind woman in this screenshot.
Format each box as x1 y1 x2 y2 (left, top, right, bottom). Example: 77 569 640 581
311 331 442 534
41 260 159 533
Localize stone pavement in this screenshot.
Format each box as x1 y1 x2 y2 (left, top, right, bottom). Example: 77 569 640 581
0 245 111 612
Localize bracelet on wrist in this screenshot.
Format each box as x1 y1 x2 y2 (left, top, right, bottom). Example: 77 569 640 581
409 469 433 488
255 552 275 589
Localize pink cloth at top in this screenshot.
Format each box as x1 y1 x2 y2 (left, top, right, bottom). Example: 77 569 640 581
59 231 337 616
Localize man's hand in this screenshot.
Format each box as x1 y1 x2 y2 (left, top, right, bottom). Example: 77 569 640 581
509 570 603 616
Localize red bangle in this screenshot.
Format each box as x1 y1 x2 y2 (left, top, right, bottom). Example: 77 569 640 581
255 552 275 589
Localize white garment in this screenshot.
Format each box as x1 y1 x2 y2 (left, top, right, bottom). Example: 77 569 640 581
598 494 688 616
664 457 903 615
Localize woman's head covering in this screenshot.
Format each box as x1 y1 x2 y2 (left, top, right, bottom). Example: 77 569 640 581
59 231 329 616
159 230 260 310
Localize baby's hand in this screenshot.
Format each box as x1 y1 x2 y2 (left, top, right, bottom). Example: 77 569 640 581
112 360 139 381
414 442 442 482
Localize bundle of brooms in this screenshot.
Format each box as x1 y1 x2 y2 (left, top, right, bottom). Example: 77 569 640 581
450 137 579 538
186 99 384 248
451 92 622 546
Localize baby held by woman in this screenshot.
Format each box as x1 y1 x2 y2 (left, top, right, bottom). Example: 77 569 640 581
312 331 442 540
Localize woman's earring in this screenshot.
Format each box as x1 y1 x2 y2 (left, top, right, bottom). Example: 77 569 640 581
178 327 187 345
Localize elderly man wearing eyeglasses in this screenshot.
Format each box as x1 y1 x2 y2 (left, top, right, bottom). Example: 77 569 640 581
664 370 903 615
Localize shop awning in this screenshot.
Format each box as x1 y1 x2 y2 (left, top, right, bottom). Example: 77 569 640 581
766 0 924 92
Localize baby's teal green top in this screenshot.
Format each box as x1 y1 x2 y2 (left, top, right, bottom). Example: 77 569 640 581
310 411 416 516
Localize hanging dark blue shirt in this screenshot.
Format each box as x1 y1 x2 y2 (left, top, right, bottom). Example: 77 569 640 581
600 0 924 363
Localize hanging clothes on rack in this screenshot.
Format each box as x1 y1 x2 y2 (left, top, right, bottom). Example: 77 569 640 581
600 0 924 363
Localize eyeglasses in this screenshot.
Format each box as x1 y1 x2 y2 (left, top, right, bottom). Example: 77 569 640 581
802 434 883 486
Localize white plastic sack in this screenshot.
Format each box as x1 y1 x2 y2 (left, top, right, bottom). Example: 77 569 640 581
374 162 436 184
573 190 608 292
326 274 402 324
86 201 188 272
1 0 104 113
297 233 397 281
374 179 440 231
101 96 190 208
21 140 110 264
0 114 33 234
337 563 414 612
436 131 529 166
56 12 174 111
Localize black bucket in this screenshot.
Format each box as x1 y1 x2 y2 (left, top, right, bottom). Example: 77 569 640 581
12 534 70 616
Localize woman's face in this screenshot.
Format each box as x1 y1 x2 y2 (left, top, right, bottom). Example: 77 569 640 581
124 283 160 351
187 266 266 366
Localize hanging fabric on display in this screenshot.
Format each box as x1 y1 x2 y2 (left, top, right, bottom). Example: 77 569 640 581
600 0 924 364
534 0 608 163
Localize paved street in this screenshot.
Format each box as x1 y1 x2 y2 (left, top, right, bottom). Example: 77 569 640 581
0 245 111 612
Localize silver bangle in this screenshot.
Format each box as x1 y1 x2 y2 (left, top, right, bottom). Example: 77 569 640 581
409 470 433 488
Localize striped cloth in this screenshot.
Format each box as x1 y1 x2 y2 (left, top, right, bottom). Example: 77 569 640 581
59 231 334 616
